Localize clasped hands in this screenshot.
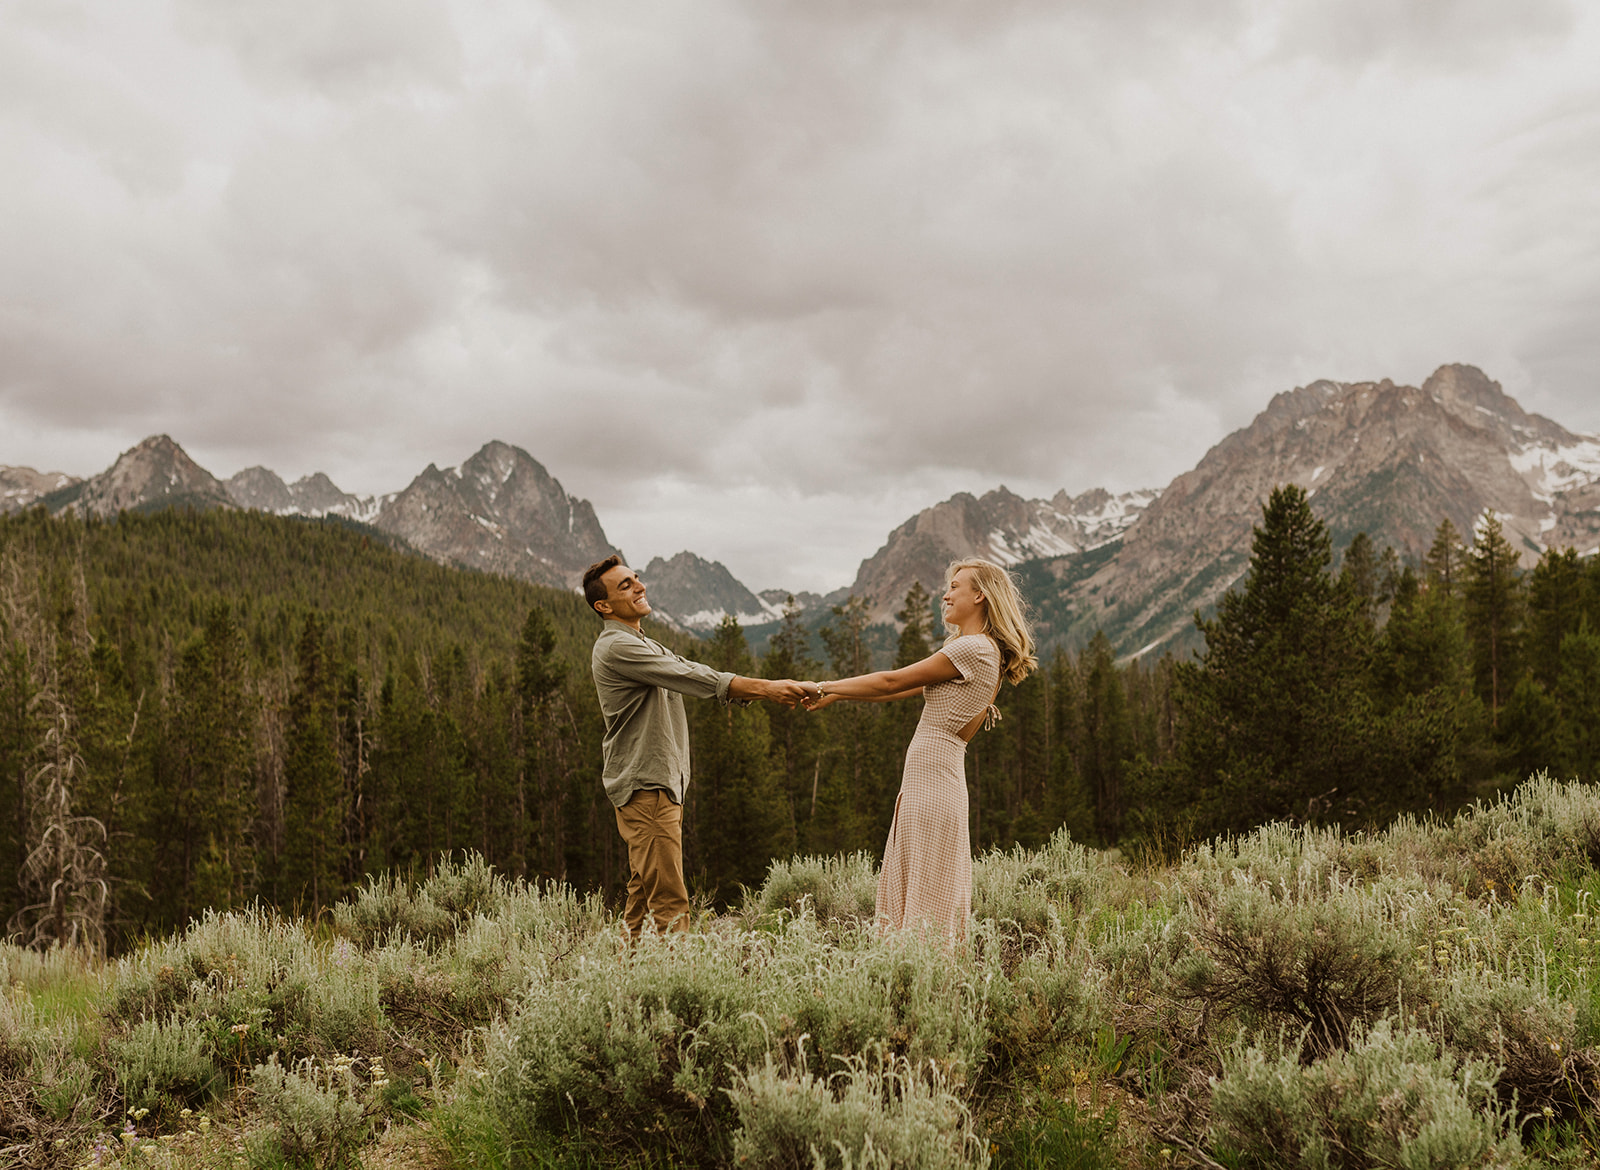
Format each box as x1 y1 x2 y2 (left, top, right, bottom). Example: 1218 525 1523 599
761 680 839 711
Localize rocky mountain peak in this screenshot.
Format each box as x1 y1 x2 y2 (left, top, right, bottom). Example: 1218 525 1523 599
639 551 779 633
1046 364 1600 659
847 482 1158 621
61 435 234 518
225 466 374 520
371 442 619 590
289 473 362 515
1422 363 1571 446
226 466 294 512
0 465 80 513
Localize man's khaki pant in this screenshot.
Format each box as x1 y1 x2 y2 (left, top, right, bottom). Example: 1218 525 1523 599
615 789 691 935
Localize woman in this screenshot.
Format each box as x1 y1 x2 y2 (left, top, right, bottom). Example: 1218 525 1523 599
802 558 1036 942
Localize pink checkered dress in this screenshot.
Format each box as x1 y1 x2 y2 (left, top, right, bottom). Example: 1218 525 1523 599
875 634 1000 943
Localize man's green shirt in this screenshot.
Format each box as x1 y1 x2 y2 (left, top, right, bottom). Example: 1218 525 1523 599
590 621 737 808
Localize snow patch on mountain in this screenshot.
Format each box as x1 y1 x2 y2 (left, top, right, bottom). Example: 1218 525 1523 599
1509 435 1600 501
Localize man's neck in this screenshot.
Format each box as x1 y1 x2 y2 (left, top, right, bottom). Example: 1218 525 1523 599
607 616 644 634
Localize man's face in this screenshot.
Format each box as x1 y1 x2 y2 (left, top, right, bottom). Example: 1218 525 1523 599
598 563 650 624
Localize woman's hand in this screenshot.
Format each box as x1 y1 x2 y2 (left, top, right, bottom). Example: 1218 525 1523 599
800 683 838 712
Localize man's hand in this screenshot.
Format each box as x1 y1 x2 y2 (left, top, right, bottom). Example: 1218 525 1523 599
764 679 808 707
729 677 808 706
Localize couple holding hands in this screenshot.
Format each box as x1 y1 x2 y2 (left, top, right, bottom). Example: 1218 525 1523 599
583 554 1036 944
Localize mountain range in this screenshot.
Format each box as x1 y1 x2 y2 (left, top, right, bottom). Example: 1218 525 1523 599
5 364 1597 656
26 436 620 592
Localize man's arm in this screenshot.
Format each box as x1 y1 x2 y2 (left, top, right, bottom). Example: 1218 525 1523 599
599 631 803 706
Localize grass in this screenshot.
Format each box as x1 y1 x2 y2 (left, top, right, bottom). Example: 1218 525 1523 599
5 773 1600 1168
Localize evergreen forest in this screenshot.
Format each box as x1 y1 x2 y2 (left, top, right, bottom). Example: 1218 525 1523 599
3 488 1598 956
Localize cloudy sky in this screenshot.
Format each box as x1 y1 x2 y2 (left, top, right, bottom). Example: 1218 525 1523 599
3 1 1598 591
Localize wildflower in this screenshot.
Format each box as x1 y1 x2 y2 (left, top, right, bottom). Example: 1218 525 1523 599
1543 1106 1555 1118
1550 1041 1563 1054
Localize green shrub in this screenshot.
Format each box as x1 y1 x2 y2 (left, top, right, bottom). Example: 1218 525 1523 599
1432 972 1600 1126
1208 1019 1520 1169
985 1093 1120 1170
105 906 384 1072
109 1015 221 1119
728 1048 989 1170
473 919 990 1165
744 853 880 927
1179 880 1421 1056
975 919 1107 1084
335 853 516 948
0 990 106 1164
249 1052 372 1169
1449 774 1600 888
333 873 453 947
972 829 1104 937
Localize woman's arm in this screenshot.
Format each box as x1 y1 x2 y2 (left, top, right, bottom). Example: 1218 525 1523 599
801 649 961 708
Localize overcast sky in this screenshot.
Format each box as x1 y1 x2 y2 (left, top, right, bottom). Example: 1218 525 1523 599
3 1 1598 592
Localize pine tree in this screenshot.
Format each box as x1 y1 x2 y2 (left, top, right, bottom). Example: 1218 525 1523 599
1425 518 1466 597
1526 548 1587 689
1164 485 1388 832
277 614 346 913
152 604 257 924
761 598 822 842
811 597 877 852
684 616 791 903
1339 532 1380 627
1080 631 1133 844
515 606 571 881
1462 512 1524 726
894 581 936 668
1555 618 1600 781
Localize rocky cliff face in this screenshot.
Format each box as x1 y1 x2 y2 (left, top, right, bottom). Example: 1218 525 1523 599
49 435 234 517
0 466 79 513
1052 364 1600 657
370 441 620 590
846 484 1158 620
225 467 378 520
639 551 784 632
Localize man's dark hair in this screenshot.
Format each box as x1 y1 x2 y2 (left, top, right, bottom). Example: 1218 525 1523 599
582 555 624 614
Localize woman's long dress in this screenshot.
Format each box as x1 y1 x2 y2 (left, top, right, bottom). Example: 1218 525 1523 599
874 633 1000 942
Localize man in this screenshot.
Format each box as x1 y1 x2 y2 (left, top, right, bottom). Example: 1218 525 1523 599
583 555 805 936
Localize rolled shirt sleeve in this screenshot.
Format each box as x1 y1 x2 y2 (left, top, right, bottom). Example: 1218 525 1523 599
591 624 738 808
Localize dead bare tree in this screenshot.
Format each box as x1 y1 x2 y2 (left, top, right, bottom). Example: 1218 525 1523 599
10 690 108 954
1 548 110 955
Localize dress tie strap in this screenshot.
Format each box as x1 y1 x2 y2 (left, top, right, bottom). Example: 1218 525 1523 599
981 704 1001 732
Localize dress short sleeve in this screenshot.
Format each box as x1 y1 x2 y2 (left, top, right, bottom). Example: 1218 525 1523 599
940 634 997 682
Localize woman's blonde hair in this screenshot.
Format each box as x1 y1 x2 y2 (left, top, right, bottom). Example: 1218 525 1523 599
944 558 1037 685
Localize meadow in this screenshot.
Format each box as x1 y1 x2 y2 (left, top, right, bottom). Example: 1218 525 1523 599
5 772 1600 1169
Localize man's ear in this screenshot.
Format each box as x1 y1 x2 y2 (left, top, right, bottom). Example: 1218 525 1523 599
594 598 612 617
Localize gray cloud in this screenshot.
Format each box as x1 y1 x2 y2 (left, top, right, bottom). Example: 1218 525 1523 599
2 0 1598 590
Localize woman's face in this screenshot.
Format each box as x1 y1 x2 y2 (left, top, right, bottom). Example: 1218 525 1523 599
942 568 985 627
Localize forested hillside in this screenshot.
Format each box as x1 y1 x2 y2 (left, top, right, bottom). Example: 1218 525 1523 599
3 499 1598 956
